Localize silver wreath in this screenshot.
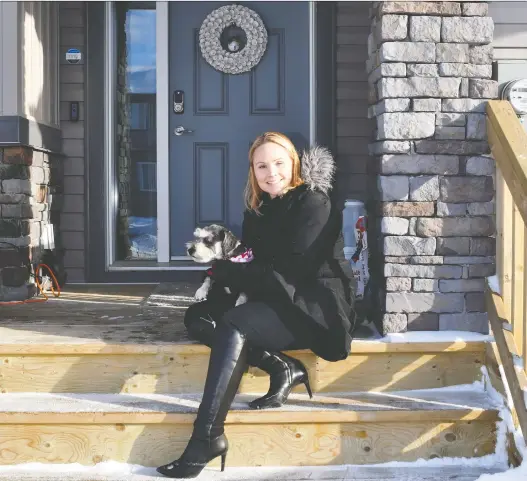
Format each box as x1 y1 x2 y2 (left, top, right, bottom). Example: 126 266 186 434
199 4 268 75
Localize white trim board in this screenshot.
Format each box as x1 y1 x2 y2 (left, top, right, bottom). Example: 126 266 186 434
156 1 170 263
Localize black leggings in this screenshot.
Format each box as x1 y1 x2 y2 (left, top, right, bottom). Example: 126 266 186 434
184 299 311 358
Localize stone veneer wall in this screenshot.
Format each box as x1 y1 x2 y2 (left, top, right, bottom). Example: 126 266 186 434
0 147 63 301
367 2 498 334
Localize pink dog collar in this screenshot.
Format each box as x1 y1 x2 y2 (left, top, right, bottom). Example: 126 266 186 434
230 248 254 263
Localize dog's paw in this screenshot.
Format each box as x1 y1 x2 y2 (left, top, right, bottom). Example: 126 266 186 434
235 292 248 306
194 286 209 302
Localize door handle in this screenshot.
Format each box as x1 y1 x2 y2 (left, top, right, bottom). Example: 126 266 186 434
174 126 194 136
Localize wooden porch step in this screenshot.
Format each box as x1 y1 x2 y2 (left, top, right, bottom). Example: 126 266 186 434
0 388 499 467
0 339 487 394
0 466 507 481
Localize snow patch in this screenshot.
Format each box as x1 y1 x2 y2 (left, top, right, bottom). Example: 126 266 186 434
487 275 501 295
378 331 494 343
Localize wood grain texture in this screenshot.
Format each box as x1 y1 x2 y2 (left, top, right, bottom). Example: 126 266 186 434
487 100 527 226
0 350 484 394
485 288 527 451
0 421 496 467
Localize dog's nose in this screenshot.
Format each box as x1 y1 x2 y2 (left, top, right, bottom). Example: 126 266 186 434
187 246 195 256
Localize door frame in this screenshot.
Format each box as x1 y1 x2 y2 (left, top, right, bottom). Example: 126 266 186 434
86 1 335 279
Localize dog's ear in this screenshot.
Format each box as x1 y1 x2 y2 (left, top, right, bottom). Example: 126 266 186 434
221 229 238 255
219 229 226 242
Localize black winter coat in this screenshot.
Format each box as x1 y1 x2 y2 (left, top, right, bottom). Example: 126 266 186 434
213 147 357 362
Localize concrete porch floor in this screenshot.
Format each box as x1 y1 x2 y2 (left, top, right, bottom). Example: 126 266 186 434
0 283 378 347
0 283 198 346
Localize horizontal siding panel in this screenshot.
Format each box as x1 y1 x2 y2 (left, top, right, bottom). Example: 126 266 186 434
337 100 369 118
337 13 371 28
489 2 527 24
60 27 85 45
336 173 370 200
336 155 370 175
337 66 368 82
62 139 84 157
336 27 370 45
493 48 527 60
62 231 85 250
63 268 85 283
61 194 85 213
337 119 375 137
60 65 84 84
61 83 84 101
60 213 85 232
337 46 369 63
60 8 84 27
63 157 84 176
60 101 84 121
494 24 527 48
337 81 369 100
63 176 85 195
61 121 84 139
64 249 85 269
337 138 370 155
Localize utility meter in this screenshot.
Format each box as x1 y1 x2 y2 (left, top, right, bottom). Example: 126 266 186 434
501 78 527 115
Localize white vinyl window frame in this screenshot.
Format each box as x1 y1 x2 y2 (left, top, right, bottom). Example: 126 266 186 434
104 1 315 270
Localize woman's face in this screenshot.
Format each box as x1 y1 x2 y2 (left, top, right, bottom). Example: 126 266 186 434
252 142 293 198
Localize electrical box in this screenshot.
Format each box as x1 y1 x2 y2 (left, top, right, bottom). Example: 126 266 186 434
494 60 527 129
501 79 527 115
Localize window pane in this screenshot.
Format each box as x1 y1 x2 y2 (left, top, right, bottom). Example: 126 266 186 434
115 4 157 261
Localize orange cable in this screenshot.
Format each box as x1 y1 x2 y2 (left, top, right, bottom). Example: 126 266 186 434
0 263 61 305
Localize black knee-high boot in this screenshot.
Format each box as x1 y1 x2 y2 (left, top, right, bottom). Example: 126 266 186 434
157 322 248 478
185 311 312 410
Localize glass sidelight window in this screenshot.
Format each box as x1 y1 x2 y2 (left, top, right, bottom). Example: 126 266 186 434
114 2 157 261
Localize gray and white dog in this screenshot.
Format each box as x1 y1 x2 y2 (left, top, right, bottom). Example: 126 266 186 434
186 224 253 306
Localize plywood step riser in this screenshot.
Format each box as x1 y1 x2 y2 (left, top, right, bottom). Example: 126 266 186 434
0 351 484 394
0 421 496 467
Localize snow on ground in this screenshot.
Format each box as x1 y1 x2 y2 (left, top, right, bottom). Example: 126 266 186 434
0 353 523 480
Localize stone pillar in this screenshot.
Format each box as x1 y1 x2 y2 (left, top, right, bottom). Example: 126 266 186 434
0 146 63 301
367 2 497 334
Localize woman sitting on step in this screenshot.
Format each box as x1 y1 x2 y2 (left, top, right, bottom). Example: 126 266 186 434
157 132 357 478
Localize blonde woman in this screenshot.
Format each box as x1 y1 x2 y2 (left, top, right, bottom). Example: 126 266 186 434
158 132 356 478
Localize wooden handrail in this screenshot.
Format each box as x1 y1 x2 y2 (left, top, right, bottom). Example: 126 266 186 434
486 100 527 447
487 100 527 224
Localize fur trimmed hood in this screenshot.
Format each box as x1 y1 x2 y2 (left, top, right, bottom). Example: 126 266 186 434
300 146 335 195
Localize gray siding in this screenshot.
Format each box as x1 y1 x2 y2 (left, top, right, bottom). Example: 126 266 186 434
490 1 527 60
59 2 85 282
335 2 374 202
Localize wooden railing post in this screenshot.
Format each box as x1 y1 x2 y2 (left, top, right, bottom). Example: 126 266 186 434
486 100 527 446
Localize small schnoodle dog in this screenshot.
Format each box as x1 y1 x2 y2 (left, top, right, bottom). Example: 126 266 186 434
186 224 253 306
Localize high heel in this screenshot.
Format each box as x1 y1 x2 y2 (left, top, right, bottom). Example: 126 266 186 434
157 323 247 478
156 434 228 478
249 351 313 410
304 376 313 399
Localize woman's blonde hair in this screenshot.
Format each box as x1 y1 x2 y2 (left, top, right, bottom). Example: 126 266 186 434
244 132 304 212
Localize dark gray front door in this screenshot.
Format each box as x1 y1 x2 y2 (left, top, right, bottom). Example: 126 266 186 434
169 1 310 256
